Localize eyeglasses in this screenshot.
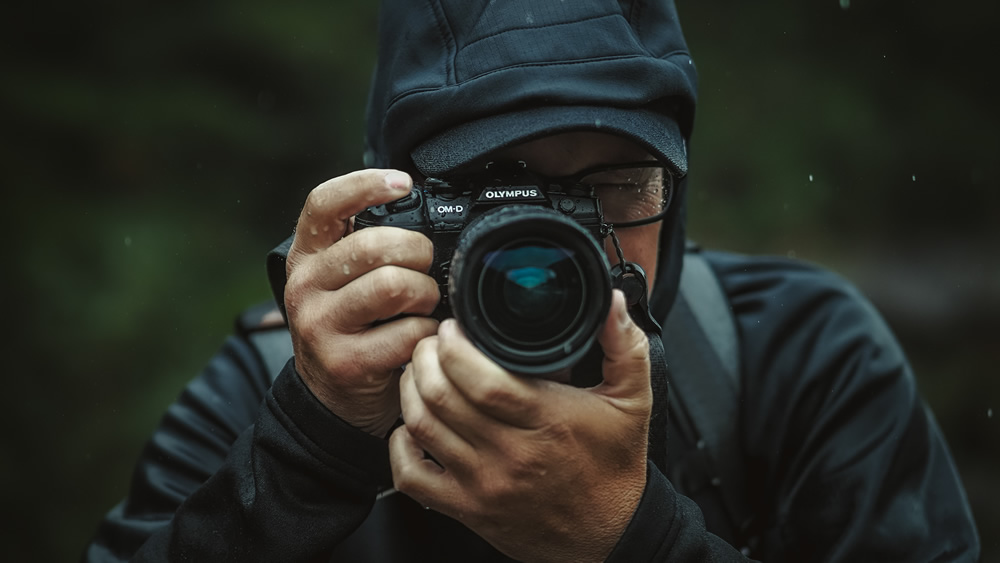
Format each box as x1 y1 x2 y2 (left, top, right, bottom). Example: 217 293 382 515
545 162 675 229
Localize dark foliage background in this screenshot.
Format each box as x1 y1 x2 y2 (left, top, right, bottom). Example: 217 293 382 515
2 1 996 561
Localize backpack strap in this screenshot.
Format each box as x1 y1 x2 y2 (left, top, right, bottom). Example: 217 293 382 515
237 300 292 384
660 248 754 547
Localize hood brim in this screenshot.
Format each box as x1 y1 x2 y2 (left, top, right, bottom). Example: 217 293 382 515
410 105 688 178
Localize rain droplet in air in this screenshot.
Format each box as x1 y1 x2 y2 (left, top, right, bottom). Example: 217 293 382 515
808 174 814 182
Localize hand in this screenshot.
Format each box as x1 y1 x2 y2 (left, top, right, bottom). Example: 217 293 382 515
284 169 440 437
390 290 652 562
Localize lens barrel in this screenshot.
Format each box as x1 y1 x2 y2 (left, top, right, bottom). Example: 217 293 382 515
449 205 611 375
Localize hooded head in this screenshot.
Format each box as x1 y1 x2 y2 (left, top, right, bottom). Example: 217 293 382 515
363 0 697 318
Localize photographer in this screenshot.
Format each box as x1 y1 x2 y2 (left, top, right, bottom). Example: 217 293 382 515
84 0 979 561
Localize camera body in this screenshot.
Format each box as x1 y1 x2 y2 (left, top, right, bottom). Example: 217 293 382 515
355 166 612 375
354 169 605 317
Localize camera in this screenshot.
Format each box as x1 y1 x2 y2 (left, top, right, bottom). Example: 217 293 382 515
354 164 612 375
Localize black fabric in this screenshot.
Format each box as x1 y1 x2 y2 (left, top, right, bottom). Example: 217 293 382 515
606 461 745 562
647 332 670 476
266 234 294 321
708 252 979 560
660 255 750 542
363 0 697 178
82 251 980 562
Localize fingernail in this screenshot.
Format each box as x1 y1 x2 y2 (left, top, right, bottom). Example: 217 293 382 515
439 318 455 337
385 171 412 191
614 290 632 329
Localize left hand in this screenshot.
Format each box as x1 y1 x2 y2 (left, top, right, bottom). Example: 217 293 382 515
389 290 652 562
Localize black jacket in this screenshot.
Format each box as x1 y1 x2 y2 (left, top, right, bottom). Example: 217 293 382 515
84 1 978 559
83 250 979 562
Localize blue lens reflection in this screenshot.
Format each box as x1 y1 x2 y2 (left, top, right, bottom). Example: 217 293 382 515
480 245 584 346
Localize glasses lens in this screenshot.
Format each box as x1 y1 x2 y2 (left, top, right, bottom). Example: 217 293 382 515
581 165 671 226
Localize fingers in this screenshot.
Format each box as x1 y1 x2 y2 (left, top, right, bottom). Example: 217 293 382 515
433 319 544 428
290 169 412 256
389 425 464 513
596 289 652 399
325 266 441 332
294 226 434 293
407 334 503 448
399 353 476 465
355 316 442 375
294 315 439 399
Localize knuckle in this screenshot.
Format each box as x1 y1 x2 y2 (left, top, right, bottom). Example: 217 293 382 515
419 372 450 410
367 266 409 302
506 451 545 482
474 381 518 412
303 182 335 214
476 472 514 504
406 233 435 270
406 412 436 444
538 418 572 444
630 342 651 365
634 342 652 367
345 229 378 265
359 228 434 269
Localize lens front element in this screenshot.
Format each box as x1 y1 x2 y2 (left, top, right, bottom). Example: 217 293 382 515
480 244 585 349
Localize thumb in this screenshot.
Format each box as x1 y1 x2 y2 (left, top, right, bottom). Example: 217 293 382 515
596 289 651 396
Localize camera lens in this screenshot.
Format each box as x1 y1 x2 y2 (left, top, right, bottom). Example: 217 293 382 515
480 243 584 347
449 205 611 375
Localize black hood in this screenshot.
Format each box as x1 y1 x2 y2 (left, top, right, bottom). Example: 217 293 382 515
363 0 698 317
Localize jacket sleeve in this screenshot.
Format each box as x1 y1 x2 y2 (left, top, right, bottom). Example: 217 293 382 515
610 252 979 562
82 333 392 562
605 461 751 562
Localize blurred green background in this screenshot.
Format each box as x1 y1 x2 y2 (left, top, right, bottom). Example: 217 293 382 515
2 1 997 561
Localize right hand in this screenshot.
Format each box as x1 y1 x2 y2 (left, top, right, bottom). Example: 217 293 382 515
284 169 441 437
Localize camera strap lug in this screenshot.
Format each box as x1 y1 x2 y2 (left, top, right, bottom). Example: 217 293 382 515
605 225 662 336
611 261 662 336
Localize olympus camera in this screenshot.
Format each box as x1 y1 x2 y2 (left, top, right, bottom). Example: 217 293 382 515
354 164 612 375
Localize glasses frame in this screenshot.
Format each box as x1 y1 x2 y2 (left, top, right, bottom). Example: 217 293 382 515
541 161 676 229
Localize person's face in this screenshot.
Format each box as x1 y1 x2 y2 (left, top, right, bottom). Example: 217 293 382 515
492 131 664 295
